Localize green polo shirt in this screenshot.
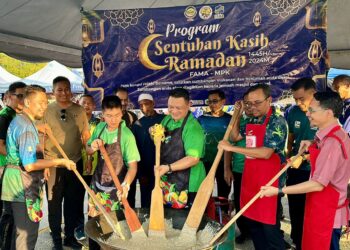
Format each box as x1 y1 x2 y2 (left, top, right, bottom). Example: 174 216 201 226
161 113 206 192
0 106 16 167
286 105 316 171
231 114 252 173
87 120 140 167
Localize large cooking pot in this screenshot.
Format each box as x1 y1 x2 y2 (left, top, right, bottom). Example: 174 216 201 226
85 208 228 250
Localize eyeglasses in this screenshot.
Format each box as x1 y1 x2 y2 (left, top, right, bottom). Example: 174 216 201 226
12 93 24 99
60 109 66 121
244 97 269 108
307 107 325 114
206 99 221 105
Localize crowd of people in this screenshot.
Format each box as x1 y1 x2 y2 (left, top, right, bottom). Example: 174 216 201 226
0 75 349 250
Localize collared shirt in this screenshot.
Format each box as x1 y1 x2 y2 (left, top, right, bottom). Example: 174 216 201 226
198 112 231 164
2 114 39 202
88 120 140 166
312 123 350 228
240 106 288 163
285 105 317 171
0 106 16 167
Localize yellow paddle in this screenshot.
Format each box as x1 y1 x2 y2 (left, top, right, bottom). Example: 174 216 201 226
148 124 166 237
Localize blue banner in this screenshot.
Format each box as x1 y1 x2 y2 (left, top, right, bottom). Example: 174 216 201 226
82 0 327 109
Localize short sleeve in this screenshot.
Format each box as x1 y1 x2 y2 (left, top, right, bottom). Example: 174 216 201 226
121 127 140 164
18 129 38 166
264 115 288 152
182 118 205 158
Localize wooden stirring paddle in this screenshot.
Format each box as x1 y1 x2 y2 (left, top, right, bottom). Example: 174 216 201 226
148 124 166 237
98 144 147 238
45 129 125 238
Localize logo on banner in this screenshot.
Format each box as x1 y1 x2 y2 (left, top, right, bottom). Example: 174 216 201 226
199 6 213 20
148 19 155 34
308 39 323 65
184 6 197 21
214 5 224 19
253 12 262 27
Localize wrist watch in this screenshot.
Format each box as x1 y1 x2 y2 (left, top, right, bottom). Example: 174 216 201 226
167 164 173 174
278 187 284 195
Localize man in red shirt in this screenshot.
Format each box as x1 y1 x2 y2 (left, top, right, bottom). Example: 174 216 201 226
261 91 350 250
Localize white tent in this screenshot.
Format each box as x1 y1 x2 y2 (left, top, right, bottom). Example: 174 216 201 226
0 0 349 68
22 61 84 93
0 65 21 93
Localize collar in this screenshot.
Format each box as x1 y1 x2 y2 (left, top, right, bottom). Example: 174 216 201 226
315 123 339 141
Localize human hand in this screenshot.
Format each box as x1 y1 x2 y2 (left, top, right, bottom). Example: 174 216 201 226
117 182 130 201
260 186 278 198
224 168 234 186
299 140 312 154
44 168 50 181
156 165 170 177
60 159 76 171
91 139 103 152
218 140 233 151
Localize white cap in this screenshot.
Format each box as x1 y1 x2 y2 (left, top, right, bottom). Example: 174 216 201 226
138 93 154 102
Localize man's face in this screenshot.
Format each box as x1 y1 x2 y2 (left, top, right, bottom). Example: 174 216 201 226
207 93 225 114
168 96 189 121
53 81 72 103
102 108 123 130
243 95 253 117
9 87 25 113
246 89 271 118
306 98 328 128
27 92 48 120
79 96 95 116
139 99 154 116
337 84 350 100
292 88 315 112
116 91 128 112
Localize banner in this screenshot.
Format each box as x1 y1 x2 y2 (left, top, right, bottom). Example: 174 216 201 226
82 0 327 108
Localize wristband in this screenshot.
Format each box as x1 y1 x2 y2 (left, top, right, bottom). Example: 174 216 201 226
167 164 173 174
278 187 284 195
121 181 130 192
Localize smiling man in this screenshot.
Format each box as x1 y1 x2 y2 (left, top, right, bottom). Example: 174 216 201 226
156 88 206 209
218 83 288 250
332 75 350 133
198 89 231 201
285 78 317 250
261 91 350 250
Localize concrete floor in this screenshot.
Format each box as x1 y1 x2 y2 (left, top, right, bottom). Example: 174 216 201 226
35 184 350 250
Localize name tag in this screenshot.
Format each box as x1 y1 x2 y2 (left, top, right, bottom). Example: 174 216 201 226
246 135 256 159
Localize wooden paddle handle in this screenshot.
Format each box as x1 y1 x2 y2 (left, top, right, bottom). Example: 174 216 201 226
46 131 119 232
207 105 242 177
209 148 307 245
154 139 161 188
98 144 130 207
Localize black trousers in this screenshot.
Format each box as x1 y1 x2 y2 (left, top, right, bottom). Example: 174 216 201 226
46 159 85 243
127 180 136 208
247 196 285 250
139 175 154 208
286 168 310 250
0 200 15 250
233 171 250 237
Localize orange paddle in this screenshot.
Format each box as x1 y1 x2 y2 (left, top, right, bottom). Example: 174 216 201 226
98 144 147 237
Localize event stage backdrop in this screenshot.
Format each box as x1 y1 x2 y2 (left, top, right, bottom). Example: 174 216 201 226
82 0 327 108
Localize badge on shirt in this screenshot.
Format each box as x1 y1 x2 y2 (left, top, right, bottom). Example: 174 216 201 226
246 135 256 159
294 121 301 129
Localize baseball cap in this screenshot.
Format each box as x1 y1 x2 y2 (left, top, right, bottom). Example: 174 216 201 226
138 93 154 102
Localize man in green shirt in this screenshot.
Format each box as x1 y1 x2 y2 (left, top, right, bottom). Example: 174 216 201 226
285 78 317 250
156 88 206 209
0 81 26 249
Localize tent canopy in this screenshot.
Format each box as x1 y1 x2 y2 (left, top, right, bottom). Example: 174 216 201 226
0 65 21 93
0 0 348 68
22 61 84 93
